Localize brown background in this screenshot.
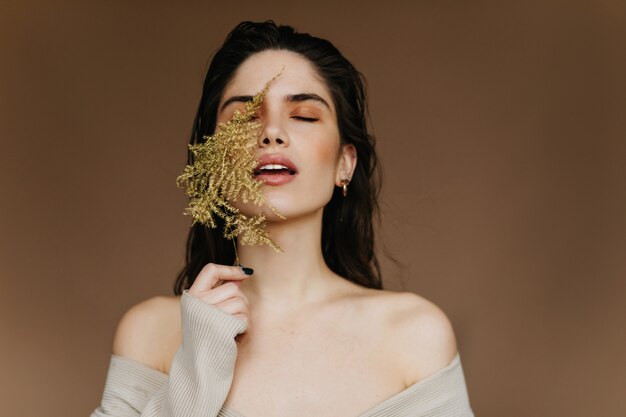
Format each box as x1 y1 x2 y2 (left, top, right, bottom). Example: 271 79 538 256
1 1 624 416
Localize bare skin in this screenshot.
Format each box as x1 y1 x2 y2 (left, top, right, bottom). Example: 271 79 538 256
112 50 458 417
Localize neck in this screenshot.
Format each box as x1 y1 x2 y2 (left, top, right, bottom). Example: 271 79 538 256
235 209 337 310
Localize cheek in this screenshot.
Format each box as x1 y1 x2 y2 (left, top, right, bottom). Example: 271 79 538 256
304 127 341 172
301 130 341 205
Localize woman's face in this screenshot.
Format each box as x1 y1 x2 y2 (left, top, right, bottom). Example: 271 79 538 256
216 50 356 220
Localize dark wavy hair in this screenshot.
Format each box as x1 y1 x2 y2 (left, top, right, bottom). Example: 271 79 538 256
174 21 383 294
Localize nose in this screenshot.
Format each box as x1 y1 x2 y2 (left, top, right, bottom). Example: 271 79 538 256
259 136 286 146
257 113 289 148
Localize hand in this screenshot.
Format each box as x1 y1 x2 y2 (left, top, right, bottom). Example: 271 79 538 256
188 263 252 329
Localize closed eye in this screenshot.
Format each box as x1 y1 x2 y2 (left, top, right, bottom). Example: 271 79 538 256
291 116 318 122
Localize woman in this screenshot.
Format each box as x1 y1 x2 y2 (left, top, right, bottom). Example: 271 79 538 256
92 21 473 417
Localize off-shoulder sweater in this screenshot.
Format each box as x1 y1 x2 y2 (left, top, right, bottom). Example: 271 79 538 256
90 291 474 417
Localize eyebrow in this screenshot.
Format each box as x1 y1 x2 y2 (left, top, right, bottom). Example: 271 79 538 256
220 95 254 112
220 93 331 112
285 93 331 110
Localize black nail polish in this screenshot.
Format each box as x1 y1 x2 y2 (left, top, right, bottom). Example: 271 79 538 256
239 265 254 275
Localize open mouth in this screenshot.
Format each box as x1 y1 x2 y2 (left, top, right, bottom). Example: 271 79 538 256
253 164 297 176
253 155 298 185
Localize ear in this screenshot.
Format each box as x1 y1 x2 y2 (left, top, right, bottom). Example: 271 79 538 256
335 144 357 185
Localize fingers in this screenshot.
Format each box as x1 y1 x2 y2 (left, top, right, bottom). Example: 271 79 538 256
202 281 250 307
215 297 250 328
187 263 252 330
189 263 252 295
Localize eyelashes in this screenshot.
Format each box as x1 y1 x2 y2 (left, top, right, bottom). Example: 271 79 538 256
291 116 318 122
249 115 319 123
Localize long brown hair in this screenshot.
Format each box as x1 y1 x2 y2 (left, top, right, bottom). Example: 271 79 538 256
174 21 383 294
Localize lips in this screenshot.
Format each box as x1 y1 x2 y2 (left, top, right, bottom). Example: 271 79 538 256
253 154 298 186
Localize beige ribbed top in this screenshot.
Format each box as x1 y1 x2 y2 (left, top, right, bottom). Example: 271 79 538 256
91 291 474 417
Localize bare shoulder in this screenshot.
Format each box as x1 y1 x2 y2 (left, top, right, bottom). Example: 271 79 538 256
112 295 182 374
361 289 458 386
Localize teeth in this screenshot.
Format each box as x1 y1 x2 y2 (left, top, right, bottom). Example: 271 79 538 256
259 164 289 170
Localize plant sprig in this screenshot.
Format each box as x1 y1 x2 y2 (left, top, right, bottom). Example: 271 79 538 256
176 73 284 252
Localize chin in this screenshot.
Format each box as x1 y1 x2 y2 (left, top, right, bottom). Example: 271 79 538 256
234 190 331 222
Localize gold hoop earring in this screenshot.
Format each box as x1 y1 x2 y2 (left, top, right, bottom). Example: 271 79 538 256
339 178 350 197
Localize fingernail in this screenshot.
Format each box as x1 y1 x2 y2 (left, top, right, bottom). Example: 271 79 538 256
239 264 254 275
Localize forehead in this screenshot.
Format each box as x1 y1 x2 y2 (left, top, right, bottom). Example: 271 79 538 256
221 50 334 110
